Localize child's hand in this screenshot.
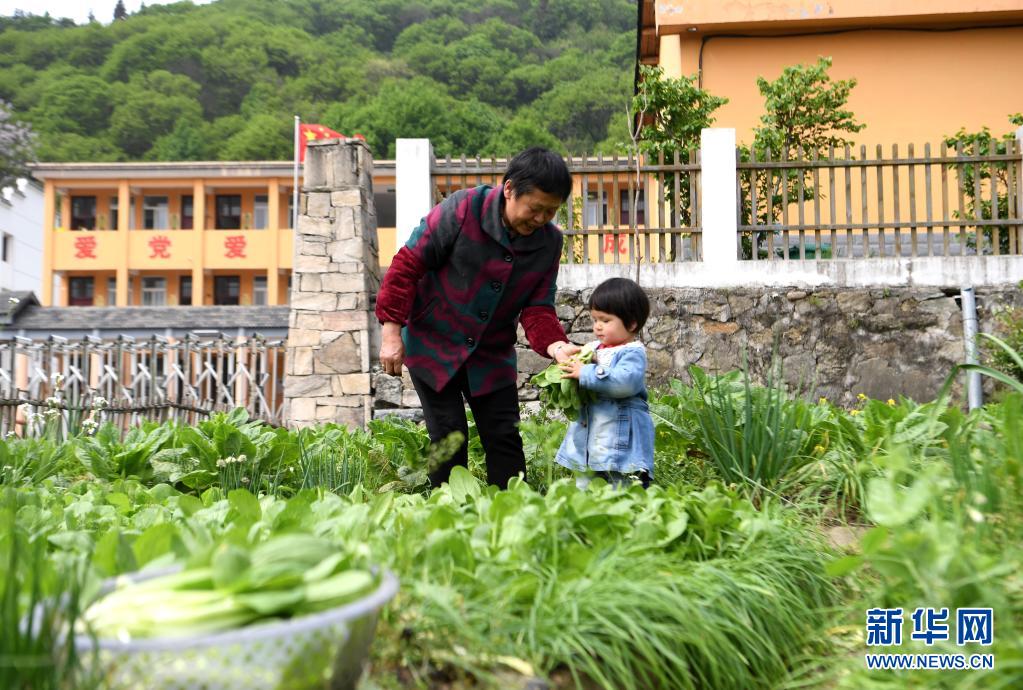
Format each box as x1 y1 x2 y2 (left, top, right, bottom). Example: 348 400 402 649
559 359 582 379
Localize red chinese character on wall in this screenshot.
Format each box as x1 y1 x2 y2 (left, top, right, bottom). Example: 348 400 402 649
224 235 247 258
603 234 629 255
74 236 97 259
148 235 171 259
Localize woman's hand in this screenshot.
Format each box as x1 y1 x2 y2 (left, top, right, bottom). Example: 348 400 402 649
379 322 405 376
559 359 582 379
547 340 581 364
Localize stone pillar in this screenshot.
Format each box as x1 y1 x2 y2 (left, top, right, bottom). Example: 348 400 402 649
283 139 380 429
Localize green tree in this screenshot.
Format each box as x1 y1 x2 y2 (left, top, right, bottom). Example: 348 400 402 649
751 57 864 161
741 57 865 258
29 74 112 135
0 0 638 162
485 111 562 157
145 115 210 161
328 77 502 158
630 64 727 230
944 113 1023 256
108 70 202 157
114 0 128 21
37 133 122 162
534 67 631 153
632 65 727 163
218 113 293 160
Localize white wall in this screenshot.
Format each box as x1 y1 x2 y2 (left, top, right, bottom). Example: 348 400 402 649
0 179 44 294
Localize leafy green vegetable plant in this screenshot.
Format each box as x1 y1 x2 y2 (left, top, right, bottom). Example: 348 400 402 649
531 344 596 420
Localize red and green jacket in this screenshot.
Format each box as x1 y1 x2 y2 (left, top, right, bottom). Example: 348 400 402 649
375 185 567 396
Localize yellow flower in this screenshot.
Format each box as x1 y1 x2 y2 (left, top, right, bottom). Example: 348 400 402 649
813 444 826 455
850 409 861 416
887 398 896 406
818 397 828 405
857 393 867 401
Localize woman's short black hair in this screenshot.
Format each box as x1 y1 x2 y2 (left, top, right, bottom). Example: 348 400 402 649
589 277 650 333
503 147 572 201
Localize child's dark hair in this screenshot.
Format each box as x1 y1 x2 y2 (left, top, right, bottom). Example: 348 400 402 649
503 147 572 201
588 277 650 333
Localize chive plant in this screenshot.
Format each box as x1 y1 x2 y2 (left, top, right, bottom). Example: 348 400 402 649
0 489 98 690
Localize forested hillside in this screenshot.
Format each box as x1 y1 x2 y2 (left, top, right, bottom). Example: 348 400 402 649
0 0 636 162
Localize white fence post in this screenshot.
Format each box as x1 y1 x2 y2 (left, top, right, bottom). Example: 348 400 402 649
700 128 740 273
395 138 434 250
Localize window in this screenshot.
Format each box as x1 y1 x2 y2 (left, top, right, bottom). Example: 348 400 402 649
106 277 116 306
143 196 169 230
619 189 646 225
181 195 193 230
2 233 11 263
253 195 268 230
179 275 193 306
287 195 294 229
109 197 119 230
68 277 94 306
215 195 242 229
584 190 608 227
252 276 267 306
214 276 240 305
375 188 396 228
71 196 97 230
142 277 167 306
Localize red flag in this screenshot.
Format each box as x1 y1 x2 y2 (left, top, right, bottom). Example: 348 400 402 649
299 123 344 161
298 122 366 160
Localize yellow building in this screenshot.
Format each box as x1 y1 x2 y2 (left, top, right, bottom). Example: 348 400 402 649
639 0 1023 146
32 157 651 307
32 161 399 307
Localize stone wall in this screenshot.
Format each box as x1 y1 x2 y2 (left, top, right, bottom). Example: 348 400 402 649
283 139 380 428
371 285 1022 416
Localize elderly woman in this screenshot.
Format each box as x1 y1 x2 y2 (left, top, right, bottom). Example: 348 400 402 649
376 147 580 488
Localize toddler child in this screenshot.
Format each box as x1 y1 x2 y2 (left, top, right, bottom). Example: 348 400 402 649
555 277 654 488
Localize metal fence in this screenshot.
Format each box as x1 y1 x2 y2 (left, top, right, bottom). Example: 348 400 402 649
431 151 702 264
0 334 286 437
737 140 1023 260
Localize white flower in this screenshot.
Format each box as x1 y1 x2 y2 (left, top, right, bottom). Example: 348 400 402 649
92 396 109 410
241 477 250 485
216 458 227 468
81 419 99 435
45 396 61 407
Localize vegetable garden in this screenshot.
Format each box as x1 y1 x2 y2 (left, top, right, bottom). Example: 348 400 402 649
2 350 1021 689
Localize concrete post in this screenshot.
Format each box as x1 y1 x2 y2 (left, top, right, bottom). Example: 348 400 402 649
395 138 434 250
700 128 740 272
283 138 380 429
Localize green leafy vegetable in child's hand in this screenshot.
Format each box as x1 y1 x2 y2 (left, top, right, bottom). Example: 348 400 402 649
531 344 596 420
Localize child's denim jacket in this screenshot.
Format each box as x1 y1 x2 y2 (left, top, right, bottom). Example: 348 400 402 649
555 340 655 476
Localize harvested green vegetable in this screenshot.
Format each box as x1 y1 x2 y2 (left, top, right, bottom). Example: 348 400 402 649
82 534 377 641
530 343 596 420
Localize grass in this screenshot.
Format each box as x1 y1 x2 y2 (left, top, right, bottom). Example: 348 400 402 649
687 362 819 501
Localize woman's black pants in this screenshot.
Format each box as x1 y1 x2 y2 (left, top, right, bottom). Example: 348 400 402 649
409 368 526 489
